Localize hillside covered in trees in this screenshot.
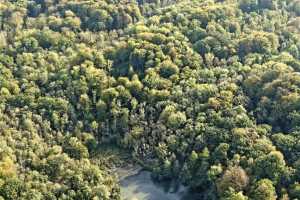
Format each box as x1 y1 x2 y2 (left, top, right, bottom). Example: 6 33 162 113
0 0 300 199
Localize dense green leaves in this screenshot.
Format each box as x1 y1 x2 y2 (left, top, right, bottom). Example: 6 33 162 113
0 0 300 199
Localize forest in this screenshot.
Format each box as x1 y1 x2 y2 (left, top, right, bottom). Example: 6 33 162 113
0 0 300 199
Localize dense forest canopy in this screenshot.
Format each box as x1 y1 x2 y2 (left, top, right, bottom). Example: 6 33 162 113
0 0 300 199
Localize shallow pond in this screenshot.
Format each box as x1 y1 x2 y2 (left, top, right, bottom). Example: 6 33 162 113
118 167 198 200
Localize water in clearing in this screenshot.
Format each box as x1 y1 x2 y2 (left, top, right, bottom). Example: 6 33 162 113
118 167 198 200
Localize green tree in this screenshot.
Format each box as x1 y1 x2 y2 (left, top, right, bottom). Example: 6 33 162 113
250 179 277 200
254 151 287 183
63 137 89 159
217 166 249 195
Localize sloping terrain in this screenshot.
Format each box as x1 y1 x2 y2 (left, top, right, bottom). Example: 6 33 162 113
0 0 300 199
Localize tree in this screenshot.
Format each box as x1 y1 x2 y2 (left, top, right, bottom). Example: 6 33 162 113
212 143 229 164
0 156 16 178
250 179 277 200
259 0 278 9
217 166 249 195
167 111 187 129
0 178 25 200
238 32 279 57
63 137 89 159
0 32 7 49
223 189 249 200
159 60 179 78
291 0 300 16
254 151 287 183
8 11 24 30
289 183 300 199
239 0 258 12
17 37 39 53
